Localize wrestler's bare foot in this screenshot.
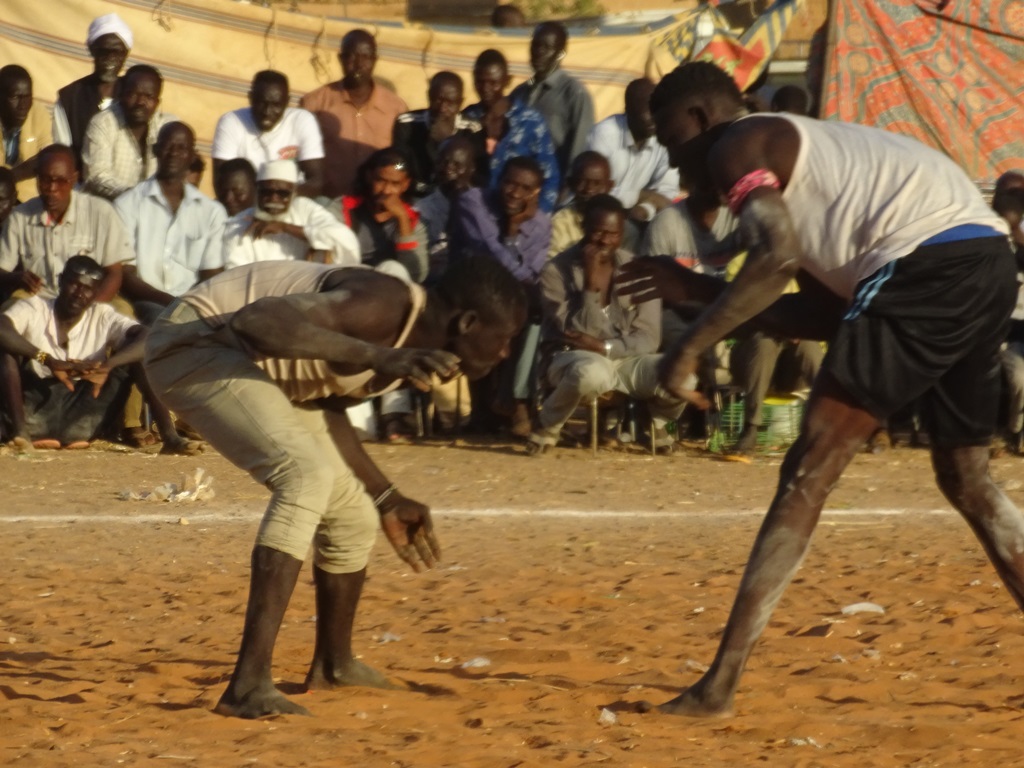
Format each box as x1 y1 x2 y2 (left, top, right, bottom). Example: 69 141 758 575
305 659 401 691
214 683 311 719
637 682 733 718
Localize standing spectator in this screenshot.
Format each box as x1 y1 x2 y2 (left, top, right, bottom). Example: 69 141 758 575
1 66 52 203
392 72 484 199
463 49 560 213
491 4 526 27
82 65 170 201
52 14 132 167
222 160 359 270
529 194 685 454
214 158 257 218
212 71 325 199
0 145 131 302
300 30 408 199
587 78 679 223
510 22 594 182
115 123 226 324
451 156 551 435
415 135 477 283
771 85 810 116
328 148 428 283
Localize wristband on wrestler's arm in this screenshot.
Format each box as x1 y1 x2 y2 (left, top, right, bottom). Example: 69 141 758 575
373 483 400 512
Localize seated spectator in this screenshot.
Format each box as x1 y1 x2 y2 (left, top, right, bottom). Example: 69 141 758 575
212 70 325 198
214 158 256 217
392 72 485 199
549 150 612 258
300 29 408 198
0 144 131 301
491 3 526 27
771 84 810 116
0 168 15 229
187 153 205 187
996 170 1024 197
1 65 52 203
463 49 560 213
223 160 358 270
115 122 226 324
82 64 170 201
415 135 477 283
586 78 679 223
326 148 428 283
510 22 594 182
52 13 131 167
450 156 551 435
529 194 685 454
0 256 190 452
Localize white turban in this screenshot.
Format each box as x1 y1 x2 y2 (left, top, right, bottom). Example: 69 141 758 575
87 13 133 49
257 160 299 185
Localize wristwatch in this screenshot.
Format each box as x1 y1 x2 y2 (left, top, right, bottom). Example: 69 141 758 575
34 349 49 366
603 341 613 357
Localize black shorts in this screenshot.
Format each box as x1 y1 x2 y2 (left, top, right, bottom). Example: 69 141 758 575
825 236 1017 447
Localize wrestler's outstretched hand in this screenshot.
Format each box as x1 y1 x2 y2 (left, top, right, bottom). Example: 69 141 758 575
615 255 691 305
379 493 442 573
373 348 461 392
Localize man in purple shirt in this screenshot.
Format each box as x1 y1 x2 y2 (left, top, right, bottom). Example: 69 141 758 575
450 156 551 434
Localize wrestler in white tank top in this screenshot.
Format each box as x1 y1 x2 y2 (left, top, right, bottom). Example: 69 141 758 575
760 114 1008 300
180 261 426 403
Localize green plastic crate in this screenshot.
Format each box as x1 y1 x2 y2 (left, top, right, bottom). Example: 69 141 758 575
719 396 804 451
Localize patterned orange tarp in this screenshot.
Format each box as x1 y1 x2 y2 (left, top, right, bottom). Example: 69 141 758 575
820 0 1024 185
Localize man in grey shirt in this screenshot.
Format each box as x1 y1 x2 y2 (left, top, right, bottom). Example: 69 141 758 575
510 21 594 184
528 194 686 454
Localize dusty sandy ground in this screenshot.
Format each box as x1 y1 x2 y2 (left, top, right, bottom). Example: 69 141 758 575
3 439 1024 767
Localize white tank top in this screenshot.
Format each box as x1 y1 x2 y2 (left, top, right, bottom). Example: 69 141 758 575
762 114 1008 300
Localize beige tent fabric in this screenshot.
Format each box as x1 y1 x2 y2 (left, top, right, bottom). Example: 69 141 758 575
3 0 703 184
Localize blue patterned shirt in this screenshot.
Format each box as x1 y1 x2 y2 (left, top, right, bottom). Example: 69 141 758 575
463 100 561 214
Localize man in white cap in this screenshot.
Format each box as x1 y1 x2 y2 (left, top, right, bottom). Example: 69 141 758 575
222 160 359 269
53 13 132 169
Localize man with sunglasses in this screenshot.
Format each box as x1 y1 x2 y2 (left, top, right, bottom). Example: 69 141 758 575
222 160 359 270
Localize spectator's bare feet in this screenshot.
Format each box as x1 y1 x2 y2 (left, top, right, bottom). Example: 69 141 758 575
160 437 205 456
64 441 90 450
123 427 159 449
510 401 532 438
7 436 34 453
31 439 61 450
731 424 758 455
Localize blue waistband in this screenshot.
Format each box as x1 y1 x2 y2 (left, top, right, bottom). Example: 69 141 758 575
919 223 1006 247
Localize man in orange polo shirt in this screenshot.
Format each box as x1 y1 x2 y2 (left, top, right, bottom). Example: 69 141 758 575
300 29 407 199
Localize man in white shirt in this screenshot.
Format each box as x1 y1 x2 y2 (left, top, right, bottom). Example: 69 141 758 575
0 256 187 452
223 160 359 270
587 78 679 223
116 122 227 324
212 71 325 198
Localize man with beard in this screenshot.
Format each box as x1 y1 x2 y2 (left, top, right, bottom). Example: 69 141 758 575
52 13 132 168
300 30 408 199
617 61 1023 718
0 65 53 203
223 160 358 270
143 256 526 718
0 144 131 302
212 70 325 199
82 65 171 201
587 78 679 224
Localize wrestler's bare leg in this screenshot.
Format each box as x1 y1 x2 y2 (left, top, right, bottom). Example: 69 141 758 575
214 546 311 718
658 374 879 716
932 446 1024 609
304 567 399 690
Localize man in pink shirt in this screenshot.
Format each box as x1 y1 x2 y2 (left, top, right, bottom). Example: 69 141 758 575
300 29 407 199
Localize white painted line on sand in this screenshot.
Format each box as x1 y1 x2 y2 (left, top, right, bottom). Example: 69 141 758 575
0 507 954 525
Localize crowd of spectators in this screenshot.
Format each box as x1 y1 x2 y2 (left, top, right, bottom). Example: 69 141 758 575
1 5 1022 456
